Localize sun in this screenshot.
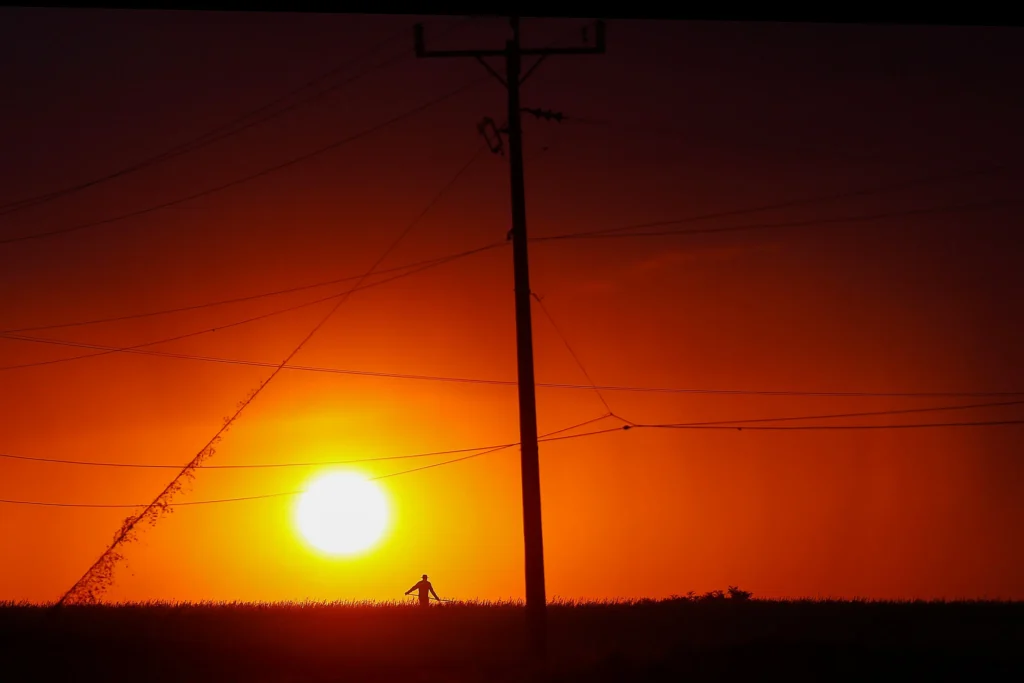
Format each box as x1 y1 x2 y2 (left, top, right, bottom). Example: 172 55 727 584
295 471 390 556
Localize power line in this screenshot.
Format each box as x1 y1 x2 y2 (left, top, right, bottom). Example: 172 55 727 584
2 291 353 371
0 419 623 508
2 75 489 246
5 416 1024 509
0 444 507 469
4 193 1014 334
10 178 1017 333
4 400 1017 471
55 138 488 606
369 417 619 482
0 18 473 218
0 33 401 215
637 419 1024 431
0 242 495 372
0 443 507 470
0 415 615 471
637 398 1024 428
6 329 1023 401
534 197 1020 243
531 292 614 415
543 118 1021 236
0 191 999 335
0 243 504 335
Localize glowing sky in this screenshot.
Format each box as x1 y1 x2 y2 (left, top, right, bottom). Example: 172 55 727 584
1 11 1022 603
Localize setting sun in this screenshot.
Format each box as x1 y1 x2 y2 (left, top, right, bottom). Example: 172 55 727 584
295 471 390 556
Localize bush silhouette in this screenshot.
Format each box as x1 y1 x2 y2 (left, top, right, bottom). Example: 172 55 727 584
728 586 753 601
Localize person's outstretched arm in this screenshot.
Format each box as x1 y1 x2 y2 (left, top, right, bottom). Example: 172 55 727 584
405 585 417 595
430 587 440 600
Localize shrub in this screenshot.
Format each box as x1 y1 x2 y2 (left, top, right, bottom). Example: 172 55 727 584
728 586 753 601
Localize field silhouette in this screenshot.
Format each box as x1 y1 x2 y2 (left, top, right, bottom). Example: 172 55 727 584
2 594 1021 682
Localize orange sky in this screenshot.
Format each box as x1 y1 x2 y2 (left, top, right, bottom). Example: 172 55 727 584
1 11 1023 604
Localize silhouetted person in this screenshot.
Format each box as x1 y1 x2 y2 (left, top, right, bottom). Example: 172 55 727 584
405 574 439 607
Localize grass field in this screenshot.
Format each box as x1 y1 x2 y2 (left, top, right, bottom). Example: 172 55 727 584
2 597 1022 682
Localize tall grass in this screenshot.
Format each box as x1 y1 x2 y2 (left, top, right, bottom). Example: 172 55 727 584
2 595 1020 682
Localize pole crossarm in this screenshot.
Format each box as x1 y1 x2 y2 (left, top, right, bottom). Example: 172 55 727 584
414 21 605 61
518 45 605 55
418 47 507 58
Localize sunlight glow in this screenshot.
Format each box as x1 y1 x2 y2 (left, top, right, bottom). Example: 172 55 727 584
295 471 390 556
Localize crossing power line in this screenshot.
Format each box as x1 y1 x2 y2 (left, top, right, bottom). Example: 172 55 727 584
4 163 1016 334
1 75 488 246
0 245 496 372
0 18 474 219
629 398 1024 428
0 416 614 471
3 399 1021 471
1 416 621 508
6 324 1022 398
5 415 1024 509
532 292 615 416
640 419 1024 431
535 197 1022 243
547 116 1023 234
0 243 505 335
0 242 497 372
7 189 1015 339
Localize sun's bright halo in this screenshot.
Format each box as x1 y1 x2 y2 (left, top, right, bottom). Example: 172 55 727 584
295 471 389 556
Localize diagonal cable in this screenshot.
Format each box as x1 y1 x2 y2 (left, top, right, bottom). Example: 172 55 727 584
0 18 474 218
54 141 488 606
0 243 500 372
0 420 629 509
0 241 505 335
531 293 615 417
3 75 488 246
4 401 1021 471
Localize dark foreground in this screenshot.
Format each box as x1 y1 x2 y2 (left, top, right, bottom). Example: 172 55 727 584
2 598 1022 682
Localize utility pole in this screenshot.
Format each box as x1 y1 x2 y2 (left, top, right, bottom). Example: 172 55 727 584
414 17 605 659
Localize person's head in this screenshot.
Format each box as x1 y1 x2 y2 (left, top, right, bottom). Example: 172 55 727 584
422 574 428 580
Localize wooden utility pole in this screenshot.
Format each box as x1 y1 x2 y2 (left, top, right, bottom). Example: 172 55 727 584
414 17 605 659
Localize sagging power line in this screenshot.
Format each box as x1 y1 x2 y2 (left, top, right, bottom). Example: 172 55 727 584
0 243 505 335
6 327 1015 401
4 398 1022 471
5 415 1024 510
3 189 1013 338
532 292 615 416
2 417 623 508
0 18 474 219
1 75 488 246
536 197 1022 243
641 419 1024 431
0 243 498 372
4 157 1015 334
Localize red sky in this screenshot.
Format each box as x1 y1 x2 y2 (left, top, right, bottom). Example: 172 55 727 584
1 11 1023 604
